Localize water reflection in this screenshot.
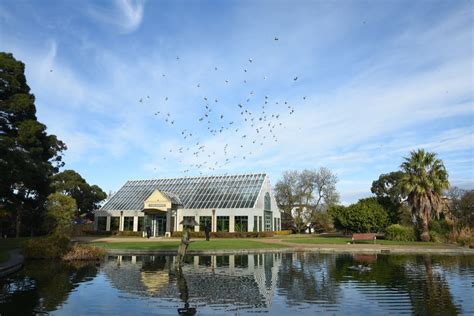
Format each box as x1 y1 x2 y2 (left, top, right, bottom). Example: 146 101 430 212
0 253 473 315
0 260 98 315
102 253 282 312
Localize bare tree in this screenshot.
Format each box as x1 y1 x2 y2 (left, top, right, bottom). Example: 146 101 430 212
275 168 339 233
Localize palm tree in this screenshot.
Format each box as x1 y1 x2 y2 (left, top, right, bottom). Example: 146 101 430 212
400 149 449 241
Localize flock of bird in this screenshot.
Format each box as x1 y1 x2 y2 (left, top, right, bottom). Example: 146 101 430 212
139 37 307 177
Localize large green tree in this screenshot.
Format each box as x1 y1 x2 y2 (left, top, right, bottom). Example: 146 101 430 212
371 171 411 224
50 169 106 220
400 149 449 241
43 192 76 237
329 198 389 233
0 52 66 236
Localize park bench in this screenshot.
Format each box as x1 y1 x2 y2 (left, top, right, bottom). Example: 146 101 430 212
352 233 377 244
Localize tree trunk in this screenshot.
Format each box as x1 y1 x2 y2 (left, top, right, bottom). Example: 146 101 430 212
420 203 430 242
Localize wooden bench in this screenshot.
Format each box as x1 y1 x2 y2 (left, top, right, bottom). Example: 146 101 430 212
352 233 377 244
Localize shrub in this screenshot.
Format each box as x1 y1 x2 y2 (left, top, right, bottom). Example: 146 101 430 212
274 230 293 235
385 224 417 241
62 245 106 261
429 230 443 243
171 231 274 238
115 231 143 237
23 235 71 259
82 230 114 236
451 227 473 247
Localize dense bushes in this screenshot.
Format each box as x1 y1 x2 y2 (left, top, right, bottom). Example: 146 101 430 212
385 224 417 241
82 230 142 237
23 236 71 259
329 198 390 233
115 231 142 237
171 231 274 238
274 230 293 235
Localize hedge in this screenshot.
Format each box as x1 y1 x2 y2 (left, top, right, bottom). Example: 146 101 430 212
171 231 274 238
385 224 417 242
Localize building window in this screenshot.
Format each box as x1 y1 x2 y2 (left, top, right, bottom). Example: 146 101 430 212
259 216 262 232
217 216 229 232
235 216 248 232
97 217 107 231
199 216 212 232
138 217 144 231
123 217 134 231
110 217 120 231
182 216 196 230
253 216 258 232
264 192 271 211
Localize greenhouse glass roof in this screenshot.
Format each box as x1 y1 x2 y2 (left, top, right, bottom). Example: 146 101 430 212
100 173 267 211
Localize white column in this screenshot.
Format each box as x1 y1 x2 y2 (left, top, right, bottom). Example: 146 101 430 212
165 208 171 237
229 215 235 233
106 216 111 231
133 216 138 231
195 215 199 232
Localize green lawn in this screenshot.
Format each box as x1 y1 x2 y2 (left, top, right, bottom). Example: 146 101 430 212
284 237 441 246
91 239 283 251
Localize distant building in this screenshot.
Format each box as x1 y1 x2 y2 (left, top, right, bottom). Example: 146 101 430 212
94 173 282 237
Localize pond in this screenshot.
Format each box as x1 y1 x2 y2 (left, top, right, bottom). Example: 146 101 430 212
1 252 473 315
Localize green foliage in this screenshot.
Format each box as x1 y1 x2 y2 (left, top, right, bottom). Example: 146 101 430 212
311 211 335 232
371 171 405 224
0 52 66 237
44 193 77 236
171 231 274 238
329 198 389 233
50 170 106 220
23 235 71 259
400 149 449 241
385 224 417 241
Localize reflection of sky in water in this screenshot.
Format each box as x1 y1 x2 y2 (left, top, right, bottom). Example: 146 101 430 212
1 253 473 315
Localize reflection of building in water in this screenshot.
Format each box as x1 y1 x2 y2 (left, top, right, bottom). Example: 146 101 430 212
101 253 282 309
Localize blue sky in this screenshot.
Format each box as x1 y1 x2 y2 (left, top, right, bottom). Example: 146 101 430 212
0 0 472 204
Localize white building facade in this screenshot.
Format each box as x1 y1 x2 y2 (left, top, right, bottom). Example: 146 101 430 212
94 173 282 237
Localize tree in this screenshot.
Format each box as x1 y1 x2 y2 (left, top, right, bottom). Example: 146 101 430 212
447 187 474 228
50 170 106 220
0 52 66 237
43 193 76 237
274 168 339 233
371 171 405 224
400 149 449 241
329 198 389 233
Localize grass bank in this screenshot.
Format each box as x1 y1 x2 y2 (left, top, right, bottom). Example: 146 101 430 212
91 239 283 251
283 237 441 246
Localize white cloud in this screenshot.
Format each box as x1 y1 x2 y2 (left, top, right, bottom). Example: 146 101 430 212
87 0 145 33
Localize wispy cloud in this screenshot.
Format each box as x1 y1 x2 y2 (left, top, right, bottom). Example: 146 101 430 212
87 0 145 33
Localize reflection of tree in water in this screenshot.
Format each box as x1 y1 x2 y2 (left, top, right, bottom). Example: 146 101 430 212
330 254 462 315
277 253 340 305
0 260 98 315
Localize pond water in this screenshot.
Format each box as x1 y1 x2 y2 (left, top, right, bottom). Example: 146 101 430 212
1 252 473 315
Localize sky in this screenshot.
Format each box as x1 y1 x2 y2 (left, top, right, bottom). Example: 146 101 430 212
0 0 472 204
